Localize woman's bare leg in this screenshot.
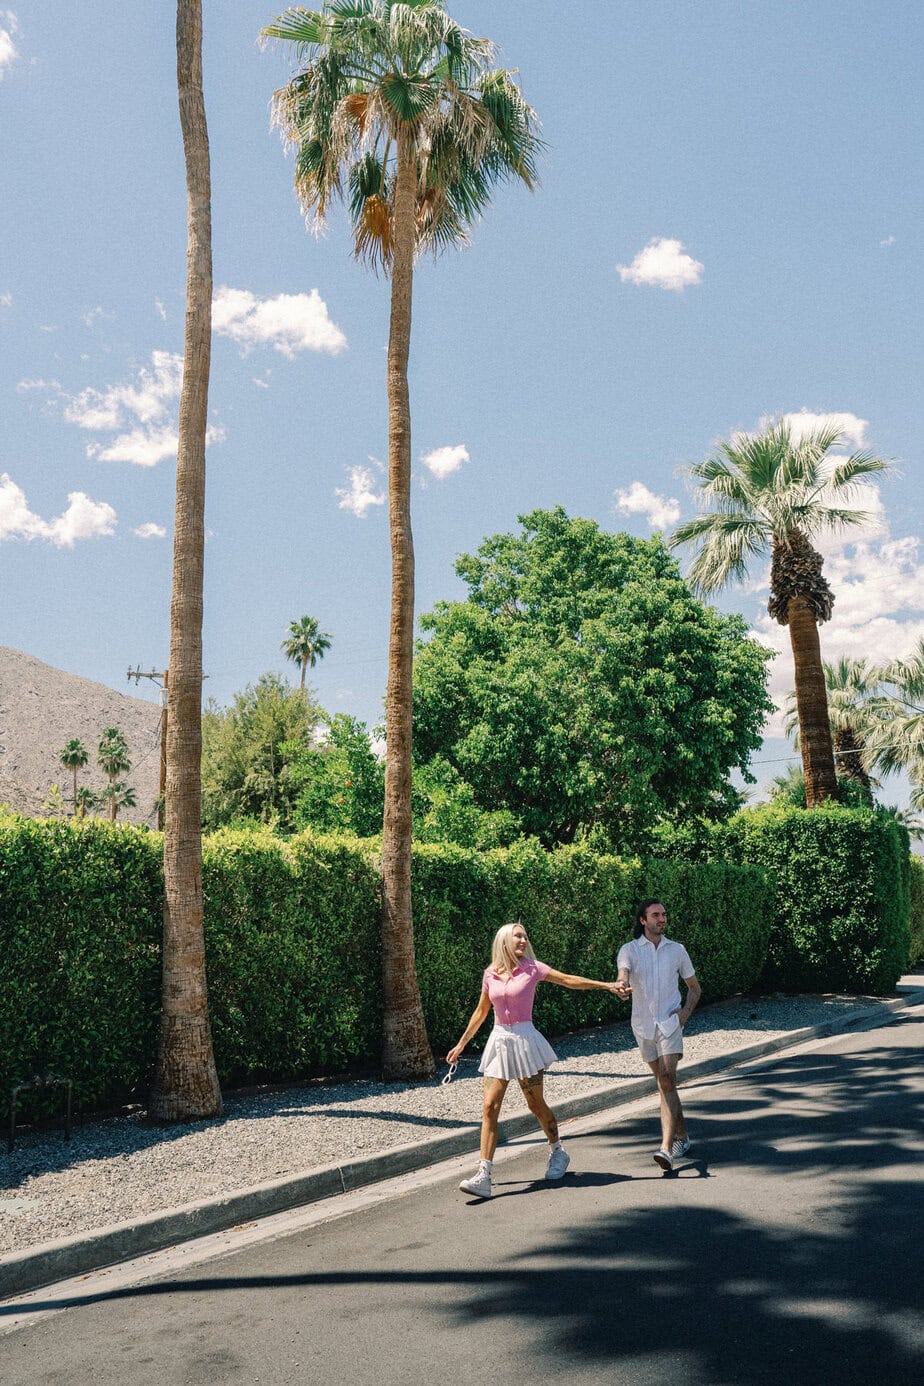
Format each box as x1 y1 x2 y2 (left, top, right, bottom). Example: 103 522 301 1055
518 1072 559 1144
480 1078 509 1160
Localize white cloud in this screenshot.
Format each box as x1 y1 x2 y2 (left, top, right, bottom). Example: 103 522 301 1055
17 377 61 393
212 286 347 358
133 522 167 540
58 352 225 466
0 11 18 80
755 408 869 451
880 235 897 247
420 444 470 479
615 480 681 531
155 300 167 321
82 305 108 328
87 421 225 468
0 291 11 308
0 474 116 547
336 464 385 518
64 351 184 430
617 237 703 291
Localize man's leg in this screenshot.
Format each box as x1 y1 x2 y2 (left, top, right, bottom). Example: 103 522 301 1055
647 1052 685 1152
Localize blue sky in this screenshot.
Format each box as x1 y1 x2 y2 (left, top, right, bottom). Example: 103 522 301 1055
2 1 922 800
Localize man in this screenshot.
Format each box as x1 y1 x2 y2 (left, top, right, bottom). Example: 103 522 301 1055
616 898 701 1172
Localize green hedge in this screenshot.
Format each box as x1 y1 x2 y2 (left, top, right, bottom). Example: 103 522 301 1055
412 841 772 1049
717 804 911 993
909 855 924 965
0 818 772 1111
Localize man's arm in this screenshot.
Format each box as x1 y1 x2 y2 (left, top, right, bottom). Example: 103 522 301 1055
678 973 701 1026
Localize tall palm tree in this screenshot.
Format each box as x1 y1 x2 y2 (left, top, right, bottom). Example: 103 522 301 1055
150 0 222 1122
282 614 332 689
59 738 89 815
97 727 131 822
263 0 540 1078
784 656 879 803
670 418 891 805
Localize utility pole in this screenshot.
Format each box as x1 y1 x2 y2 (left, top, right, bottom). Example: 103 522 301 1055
127 666 168 830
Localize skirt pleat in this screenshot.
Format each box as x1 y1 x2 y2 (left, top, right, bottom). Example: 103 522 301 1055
478 1022 558 1080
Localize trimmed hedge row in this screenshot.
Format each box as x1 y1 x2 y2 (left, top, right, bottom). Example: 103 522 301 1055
0 817 772 1110
716 805 911 993
909 855 924 965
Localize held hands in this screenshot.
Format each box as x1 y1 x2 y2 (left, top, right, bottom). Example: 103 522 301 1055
614 979 632 1000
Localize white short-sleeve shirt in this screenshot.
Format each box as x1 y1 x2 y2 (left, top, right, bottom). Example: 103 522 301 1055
616 936 696 1041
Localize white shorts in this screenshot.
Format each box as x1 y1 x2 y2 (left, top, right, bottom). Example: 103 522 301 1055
479 1022 558 1081
636 1025 683 1063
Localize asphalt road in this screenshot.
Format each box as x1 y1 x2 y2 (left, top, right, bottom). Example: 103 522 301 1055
3 1015 922 1386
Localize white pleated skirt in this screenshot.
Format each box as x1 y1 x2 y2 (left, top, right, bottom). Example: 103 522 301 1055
478 1021 558 1081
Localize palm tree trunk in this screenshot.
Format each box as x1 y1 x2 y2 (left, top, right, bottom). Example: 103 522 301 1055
380 125 434 1080
834 726 874 803
150 0 221 1121
301 657 307 691
787 596 838 806
71 767 78 816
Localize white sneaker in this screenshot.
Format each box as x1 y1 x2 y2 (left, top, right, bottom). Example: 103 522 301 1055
546 1146 571 1181
653 1148 674 1171
671 1136 692 1159
459 1163 492 1199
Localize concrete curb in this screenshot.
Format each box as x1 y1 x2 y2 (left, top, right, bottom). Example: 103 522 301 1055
2 988 921 1302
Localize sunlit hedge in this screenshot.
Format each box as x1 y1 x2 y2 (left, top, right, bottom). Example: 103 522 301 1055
0 817 773 1110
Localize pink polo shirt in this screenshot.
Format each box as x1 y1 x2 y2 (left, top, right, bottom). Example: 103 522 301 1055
482 958 550 1025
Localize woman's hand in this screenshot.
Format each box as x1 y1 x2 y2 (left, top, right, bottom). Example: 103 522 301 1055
446 1043 465 1064
615 979 632 1000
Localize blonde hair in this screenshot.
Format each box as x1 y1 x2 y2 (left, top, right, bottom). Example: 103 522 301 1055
490 921 536 977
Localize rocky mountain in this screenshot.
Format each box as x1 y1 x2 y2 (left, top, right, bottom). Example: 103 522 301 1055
0 647 162 825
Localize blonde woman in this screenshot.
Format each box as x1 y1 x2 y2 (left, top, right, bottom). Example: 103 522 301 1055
447 922 619 1199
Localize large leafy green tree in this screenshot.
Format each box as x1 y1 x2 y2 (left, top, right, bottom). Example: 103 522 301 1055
670 419 891 806
282 615 332 690
263 0 540 1078
412 508 773 851
150 0 221 1122
58 738 89 815
201 673 322 831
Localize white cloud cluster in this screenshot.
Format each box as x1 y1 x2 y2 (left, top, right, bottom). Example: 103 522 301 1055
65 350 183 432
58 351 223 467
0 474 116 547
617 237 703 291
336 464 385 518
133 522 166 540
420 444 469 479
615 480 680 531
880 235 897 247
0 291 11 308
756 408 869 451
212 286 347 358
0 11 18 80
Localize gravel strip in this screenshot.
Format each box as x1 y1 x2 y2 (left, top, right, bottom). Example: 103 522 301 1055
0 990 912 1253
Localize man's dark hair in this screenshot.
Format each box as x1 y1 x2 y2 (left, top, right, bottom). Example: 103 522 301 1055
633 897 665 938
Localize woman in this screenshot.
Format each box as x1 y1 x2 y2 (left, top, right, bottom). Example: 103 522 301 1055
447 921 619 1199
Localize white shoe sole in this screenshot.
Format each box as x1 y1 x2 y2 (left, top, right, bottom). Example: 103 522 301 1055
459 1180 492 1199
653 1151 674 1171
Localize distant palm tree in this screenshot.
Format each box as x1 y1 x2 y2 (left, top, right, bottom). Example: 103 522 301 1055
784 657 879 804
263 0 540 1079
59 738 89 814
866 639 924 809
75 785 97 820
97 728 131 822
99 781 137 822
282 615 331 690
670 419 891 805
